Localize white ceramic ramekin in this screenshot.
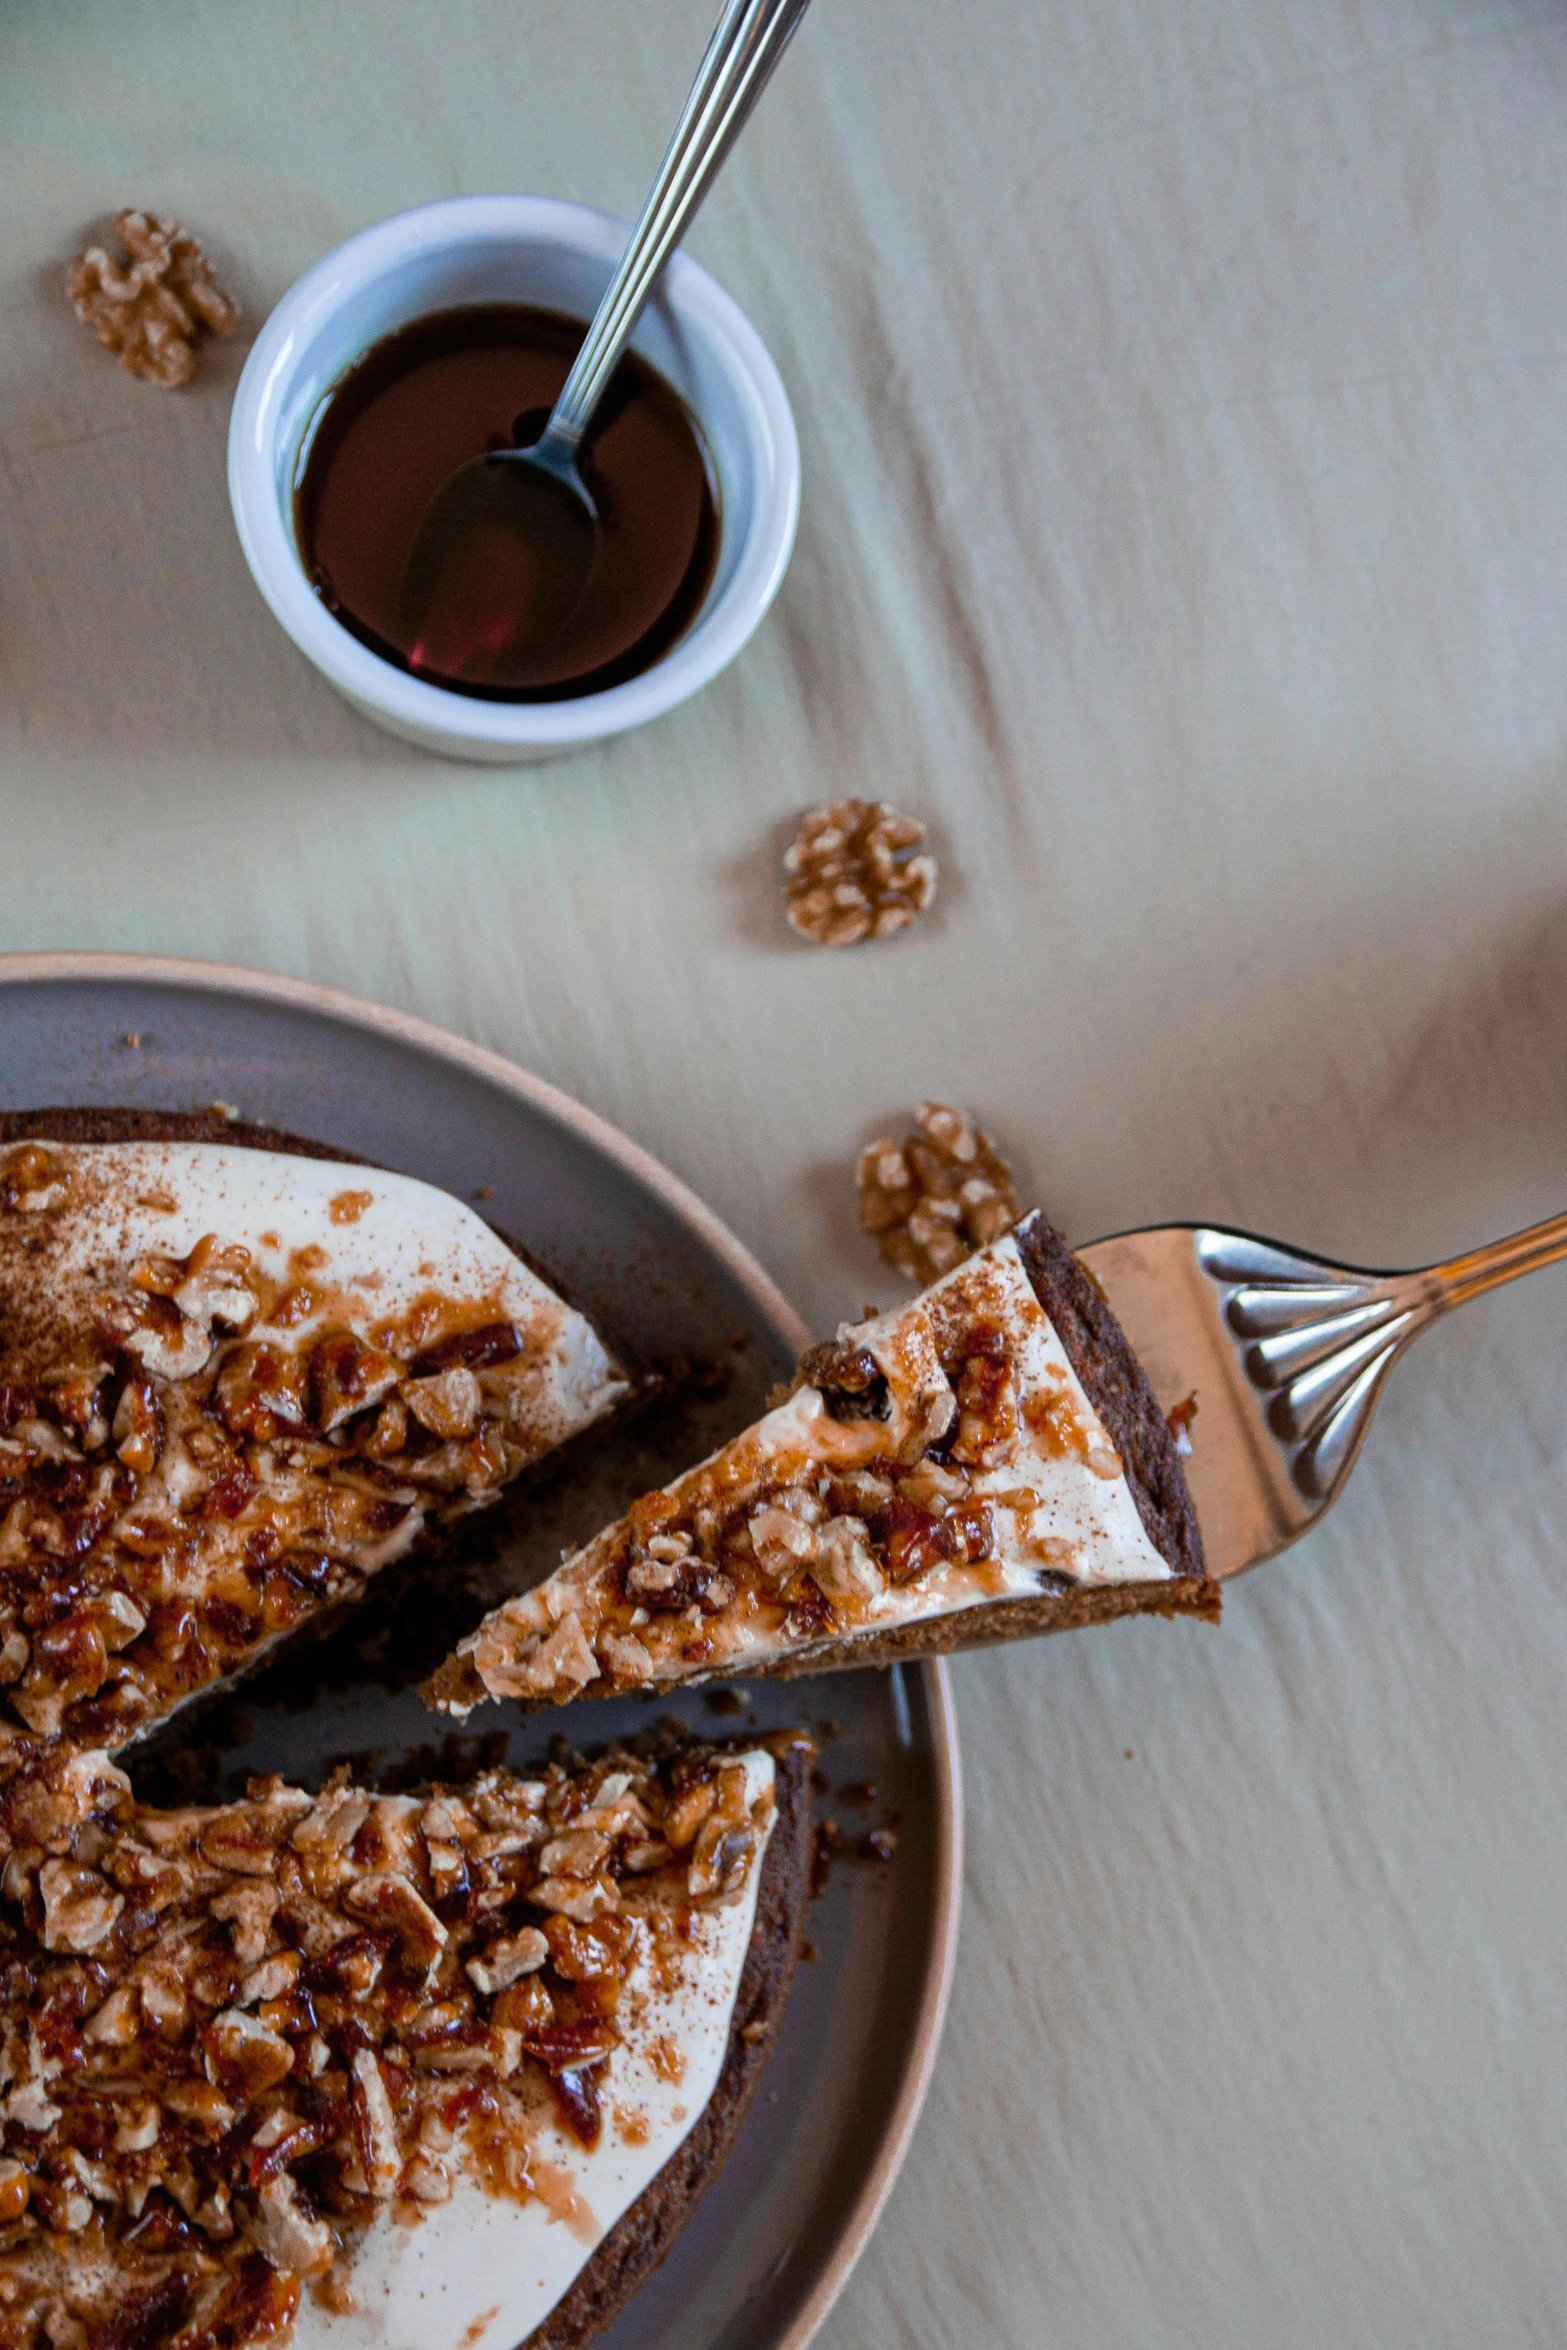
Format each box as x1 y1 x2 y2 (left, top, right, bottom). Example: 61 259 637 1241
228 196 800 764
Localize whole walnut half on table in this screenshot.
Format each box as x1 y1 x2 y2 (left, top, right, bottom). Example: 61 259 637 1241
859 1101 1020 1285
66 210 241 389
784 799 937 947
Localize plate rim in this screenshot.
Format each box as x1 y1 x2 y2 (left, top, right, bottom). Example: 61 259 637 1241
0 946 963 2350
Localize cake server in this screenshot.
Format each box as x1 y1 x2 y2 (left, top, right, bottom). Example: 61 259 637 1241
1079 1212 1567 1580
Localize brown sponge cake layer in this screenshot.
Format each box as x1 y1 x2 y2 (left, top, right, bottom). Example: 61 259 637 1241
1011 1207 1205 1583
528 1739 811 2350
0 1104 360 1159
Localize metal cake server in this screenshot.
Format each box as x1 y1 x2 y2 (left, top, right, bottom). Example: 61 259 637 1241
1078 1212 1567 1580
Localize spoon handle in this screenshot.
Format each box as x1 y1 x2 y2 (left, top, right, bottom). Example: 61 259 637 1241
547 0 812 450
1423 1208 1567 1311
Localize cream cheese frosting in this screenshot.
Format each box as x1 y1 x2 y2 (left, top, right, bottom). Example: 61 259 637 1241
434 1231 1171 1714
293 1751 776 2350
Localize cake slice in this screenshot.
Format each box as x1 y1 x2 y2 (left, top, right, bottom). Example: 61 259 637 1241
0 1115 628 1770
0 1730 808 2350
427 1209 1217 1715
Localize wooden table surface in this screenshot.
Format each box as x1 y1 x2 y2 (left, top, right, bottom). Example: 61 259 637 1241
7 1 1567 2341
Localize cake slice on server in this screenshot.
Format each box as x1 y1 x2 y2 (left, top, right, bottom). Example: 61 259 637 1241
426 1209 1216 1717
0 1118 628 1768
0 1730 809 2350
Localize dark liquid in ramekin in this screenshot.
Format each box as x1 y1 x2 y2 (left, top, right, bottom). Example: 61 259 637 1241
293 304 719 702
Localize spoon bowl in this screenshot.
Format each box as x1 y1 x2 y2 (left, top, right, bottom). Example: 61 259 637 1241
401 435 600 691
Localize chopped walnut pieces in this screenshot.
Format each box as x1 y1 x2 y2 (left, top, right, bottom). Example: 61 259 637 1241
858 1101 1020 1284
813 1515 885 1600
0 1739 778 2345
404 1364 482 1439
83 1984 140 2047
0 2155 29 2221
308 1328 400 1433
205 2010 293 2098
212 1882 280 1967
66 210 242 388
250 2172 333 2277
517 1612 601 1700
783 799 937 947
465 1925 548 1995
344 1870 448 1970
37 1857 122 1951
349 2049 402 2198
0 1164 621 1763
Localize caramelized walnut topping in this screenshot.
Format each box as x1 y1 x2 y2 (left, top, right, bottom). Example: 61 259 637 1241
783 800 937 947
792 1342 889 1423
0 1197 611 1763
0 1151 70 1217
66 210 242 389
858 1101 1019 1284
0 1741 776 2349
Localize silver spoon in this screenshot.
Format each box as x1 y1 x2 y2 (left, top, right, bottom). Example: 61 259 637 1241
403 0 813 690
1079 1211 1567 1581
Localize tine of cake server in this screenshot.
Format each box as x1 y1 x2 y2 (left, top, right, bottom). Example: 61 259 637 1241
1078 1209 1567 1580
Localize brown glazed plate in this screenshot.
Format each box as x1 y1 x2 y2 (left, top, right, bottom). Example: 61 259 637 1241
0 950 962 2350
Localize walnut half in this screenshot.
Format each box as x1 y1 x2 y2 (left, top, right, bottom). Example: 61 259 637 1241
784 799 937 947
66 210 241 389
858 1101 1019 1285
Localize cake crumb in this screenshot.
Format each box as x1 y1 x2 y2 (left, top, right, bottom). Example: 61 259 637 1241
784 799 936 946
858 1100 1019 1285
67 210 241 387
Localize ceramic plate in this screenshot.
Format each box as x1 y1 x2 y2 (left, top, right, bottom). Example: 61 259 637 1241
0 950 961 2350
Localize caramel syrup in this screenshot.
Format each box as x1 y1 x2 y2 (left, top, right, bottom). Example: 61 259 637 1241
293 304 719 702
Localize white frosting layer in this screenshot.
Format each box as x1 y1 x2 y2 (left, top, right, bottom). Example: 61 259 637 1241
292 1752 776 2350
7 1142 624 1431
